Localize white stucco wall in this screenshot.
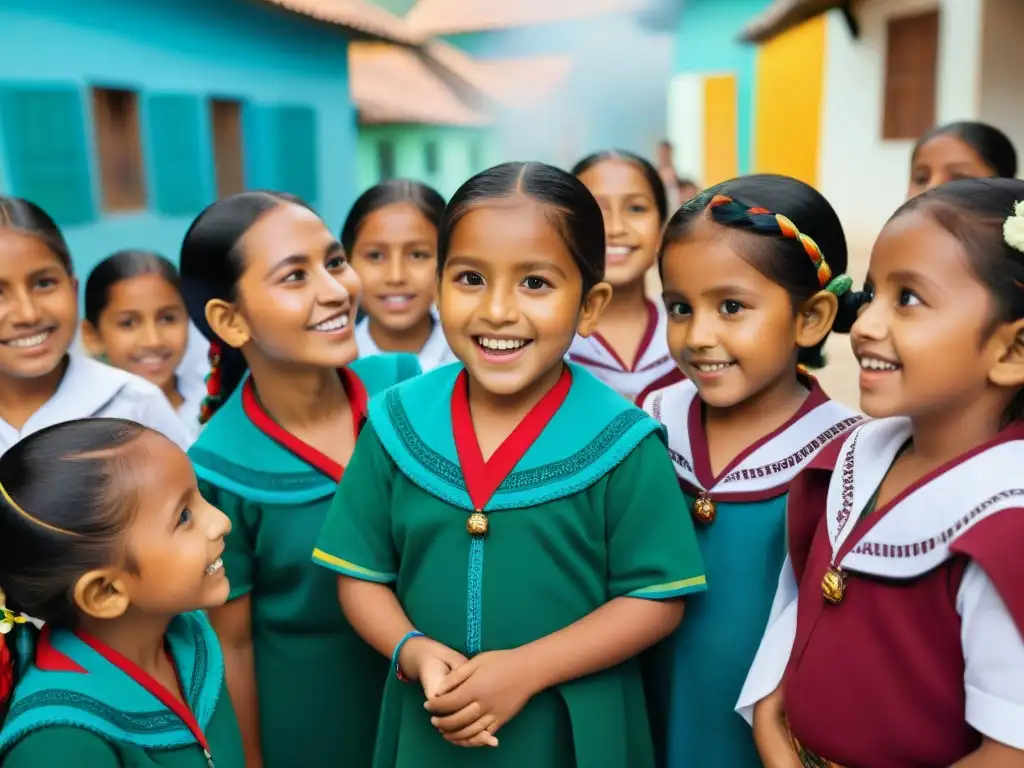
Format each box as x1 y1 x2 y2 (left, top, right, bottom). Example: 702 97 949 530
818 0 984 272
979 0 1024 158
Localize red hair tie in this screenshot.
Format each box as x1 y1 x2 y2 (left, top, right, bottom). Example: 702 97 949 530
199 341 224 425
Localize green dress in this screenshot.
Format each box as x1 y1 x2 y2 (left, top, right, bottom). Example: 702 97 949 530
189 354 421 768
313 363 707 768
0 612 243 768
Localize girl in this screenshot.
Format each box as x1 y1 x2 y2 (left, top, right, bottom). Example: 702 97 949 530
345 180 456 371
740 178 1024 767
641 175 864 768
81 249 205 438
313 161 707 768
0 197 190 453
570 150 681 402
0 418 241 767
181 191 421 768
908 121 1017 199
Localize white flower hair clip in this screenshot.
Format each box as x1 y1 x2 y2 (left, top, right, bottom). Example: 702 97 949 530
0 589 25 635
1003 201 1024 253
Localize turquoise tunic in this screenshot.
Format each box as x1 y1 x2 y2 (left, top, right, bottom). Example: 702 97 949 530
313 363 707 768
189 354 421 768
650 495 787 768
0 612 243 768
642 378 862 768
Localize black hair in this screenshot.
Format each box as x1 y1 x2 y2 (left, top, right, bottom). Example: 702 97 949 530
179 190 311 422
0 419 148 628
659 174 859 368
437 161 606 297
0 196 73 274
341 179 445 255
0 419 152 719
572 150 669 224
84 250 183 327
912 121 1017 178
893 177 1024 421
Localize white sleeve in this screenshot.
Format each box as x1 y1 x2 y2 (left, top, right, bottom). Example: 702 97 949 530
958 561 1024 749
135 390 195 451
735 554 799 725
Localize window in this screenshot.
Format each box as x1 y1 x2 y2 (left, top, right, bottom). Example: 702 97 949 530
91 87 146 211
211 99 245 198
0 85 95 226
378 140 396 180
424 140 439 175
882 10 939 140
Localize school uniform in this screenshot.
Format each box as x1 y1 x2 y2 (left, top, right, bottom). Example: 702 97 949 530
736 417 1024 767
642 377 862 768
313 362 707 768
355 313 456 373
176 371 207 441
188 354 421 768
0 611 244 767
568 300 682 403
0 353 192 455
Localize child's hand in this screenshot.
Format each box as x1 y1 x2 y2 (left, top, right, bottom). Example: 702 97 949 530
397 637 468 699
753 688 802 768
424 649 538 747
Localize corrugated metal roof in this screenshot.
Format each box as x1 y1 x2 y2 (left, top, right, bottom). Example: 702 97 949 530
404 0 644 37
350 42 493 125
259 0 424 44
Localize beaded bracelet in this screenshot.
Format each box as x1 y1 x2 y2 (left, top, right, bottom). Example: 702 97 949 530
391 630 424 683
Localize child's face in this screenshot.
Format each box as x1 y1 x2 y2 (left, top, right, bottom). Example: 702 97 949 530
439 199 597 397
83 274 189 391
908 134 994 199
219 203 362 370
661 220 804 408
0 230 77 380
577 160 662 289
852 211 1003 420
350 202 437 333
118 431 232 614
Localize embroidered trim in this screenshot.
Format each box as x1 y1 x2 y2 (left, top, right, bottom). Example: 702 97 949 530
385 387 649 501
466 538 484 655
190 447 334 492
834 428 860 539
7 690 182 733
851 486 1024 559
311 549 396 583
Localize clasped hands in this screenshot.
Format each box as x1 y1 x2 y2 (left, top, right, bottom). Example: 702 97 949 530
399 637 539 748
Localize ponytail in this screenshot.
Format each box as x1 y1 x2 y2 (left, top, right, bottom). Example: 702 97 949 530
198 342 248 425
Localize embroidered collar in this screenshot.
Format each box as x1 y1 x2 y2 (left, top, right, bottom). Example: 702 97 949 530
827 418 1024 577
647 377 862 500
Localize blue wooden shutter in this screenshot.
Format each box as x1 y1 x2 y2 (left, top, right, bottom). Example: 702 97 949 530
0 83 95 226
274 106 318 207
148 94 210 216
243 104 279 191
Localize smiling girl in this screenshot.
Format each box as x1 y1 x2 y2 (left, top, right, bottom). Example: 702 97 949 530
642 175 863 768
345 180 456 371
742 178 1024 768
570 150 680 402
0 198 190 454
81 250 205 438
313 161 706 768
181 191 421 768
0 418 240 767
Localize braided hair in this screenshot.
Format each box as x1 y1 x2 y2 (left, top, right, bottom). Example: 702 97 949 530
659 174 861 368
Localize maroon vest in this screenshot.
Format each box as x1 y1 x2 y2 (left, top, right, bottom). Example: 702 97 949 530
781 440 1024 767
